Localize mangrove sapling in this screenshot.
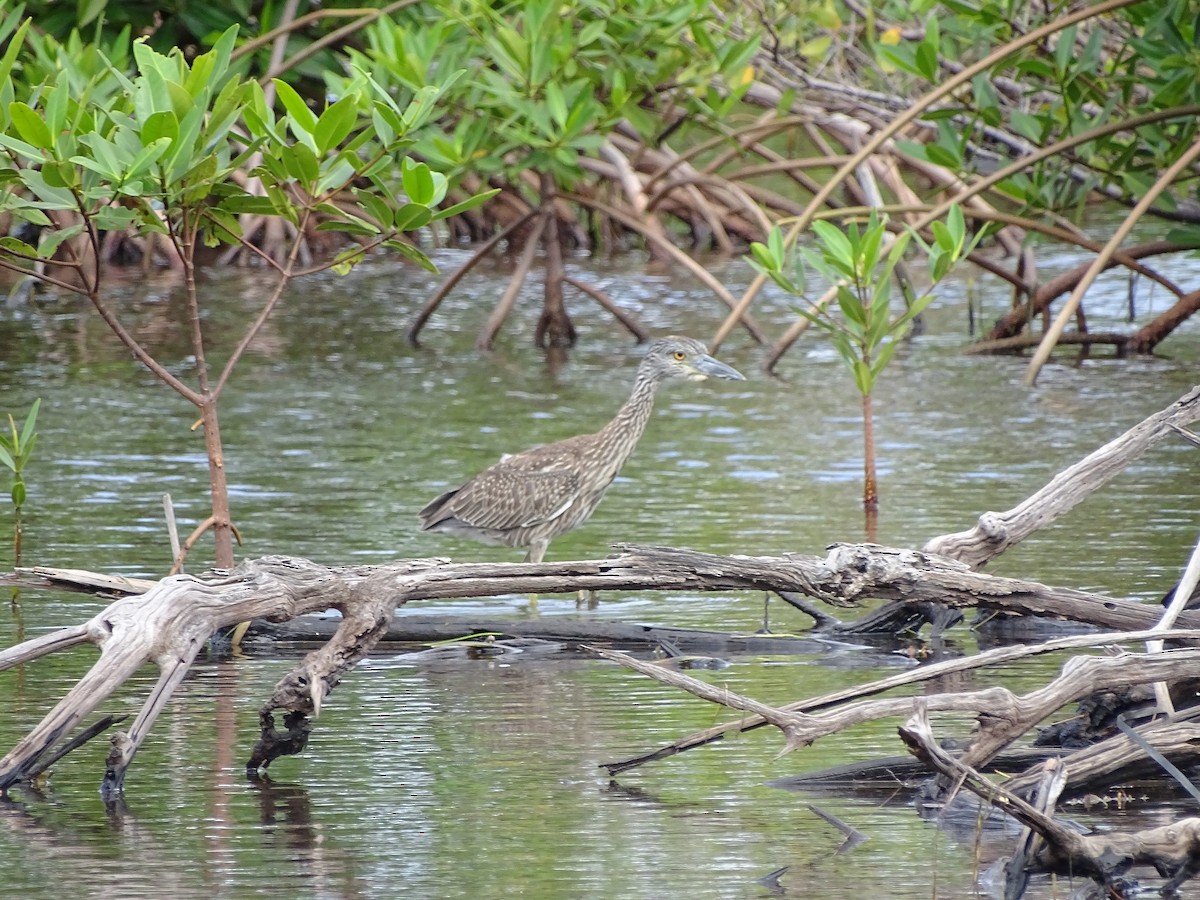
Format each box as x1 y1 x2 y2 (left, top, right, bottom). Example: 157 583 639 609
749 206 977 515
0 23 492 570
0 398 39 572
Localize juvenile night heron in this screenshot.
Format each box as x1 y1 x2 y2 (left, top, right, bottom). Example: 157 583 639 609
418 336 744 567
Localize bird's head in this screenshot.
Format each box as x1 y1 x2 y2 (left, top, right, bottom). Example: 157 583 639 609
644 336 745 383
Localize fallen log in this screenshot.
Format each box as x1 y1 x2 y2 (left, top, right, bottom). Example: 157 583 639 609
2 387 1198 805
251 613 820 656
2 542 1183 796
592 635 1200 789
900 704 1200 898
924 384 1200 569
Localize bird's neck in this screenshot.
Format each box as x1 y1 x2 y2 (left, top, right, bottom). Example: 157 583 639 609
595 370 660 468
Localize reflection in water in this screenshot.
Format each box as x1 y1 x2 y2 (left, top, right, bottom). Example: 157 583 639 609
251 776 317 849
0 251 1198 898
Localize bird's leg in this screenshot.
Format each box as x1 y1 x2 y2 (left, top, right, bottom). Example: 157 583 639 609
576 587 599 609
524 542 551 613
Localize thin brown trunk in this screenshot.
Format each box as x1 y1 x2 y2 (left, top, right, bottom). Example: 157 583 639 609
407 207 538 347
535 171 576 349
862 391 878 512
181 219 234 569
200 398 234 568
476 215 547 351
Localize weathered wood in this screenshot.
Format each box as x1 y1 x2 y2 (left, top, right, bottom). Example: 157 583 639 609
592 640 1200 771
1004 757 1068 900
963 330 1130 355
7 542 1186 793
0 557 426 794
16 542 1188 639
924 384 1200 568
1004 718 1200 798
901 703 1200 898
596 628 1200 776
252 613 820 655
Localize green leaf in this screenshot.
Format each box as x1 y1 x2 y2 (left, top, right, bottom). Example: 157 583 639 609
315 95 359 155
393 202 433 231
141 110 179 147
885 231 912 268
1054 25 1076 76
877 44 922 78
15 168 76 207
382 238 439 273
0 19 30 92
1010 110 1043 142
545 80 568 127
165 81 194 119
894 292 936 329
11 479 25 507
1165 224 1200 245
282 142 320 185
578 19 607 46
915 39 938 81
9 102 54 151
355 190 395 230
859 218 885 275
430 188 501 222
0 236 38 259
401 158 436 205
200 208 241 244
852 359 874 395
274 79 318 145
315 154 359 195
811 220 854 272
792 301 838 334
315 218 379 237
218 195 279 216
749 241 777 272
836 285 866 328
38 225 85 259
871 338 900 377
329 246 367 276
15 432 34 467
0 443 14 473
125 137 172 180
767 226 786 266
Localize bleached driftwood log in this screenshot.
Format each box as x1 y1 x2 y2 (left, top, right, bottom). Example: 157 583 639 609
3 542 1187 796
925 384 1200 568
594 636 1200 780
592 649 1200 896
899 705 1200 898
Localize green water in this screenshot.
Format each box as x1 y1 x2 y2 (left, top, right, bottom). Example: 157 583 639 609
0 248 1198 898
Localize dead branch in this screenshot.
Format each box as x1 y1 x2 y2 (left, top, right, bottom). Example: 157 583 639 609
406 207 539 347
1004 718 1200 798
924 384 1200 568
477 211 548 351
596 627 1200 775
901 704 1200 898
592 642 1200 775
5 541 1187 795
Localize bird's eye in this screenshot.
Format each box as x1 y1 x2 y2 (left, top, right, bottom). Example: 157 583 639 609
672 351 686 361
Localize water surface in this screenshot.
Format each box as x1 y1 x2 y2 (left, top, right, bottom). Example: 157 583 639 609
1 245 1198 898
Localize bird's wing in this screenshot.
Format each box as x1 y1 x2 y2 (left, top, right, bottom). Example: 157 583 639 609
428 440 589 531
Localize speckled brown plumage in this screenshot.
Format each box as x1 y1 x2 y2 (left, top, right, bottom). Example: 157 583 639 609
418 336 744 563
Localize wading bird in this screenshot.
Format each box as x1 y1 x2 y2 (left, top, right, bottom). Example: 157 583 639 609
418 336 744 572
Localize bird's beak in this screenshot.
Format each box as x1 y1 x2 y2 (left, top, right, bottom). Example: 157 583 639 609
690 354 745 381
